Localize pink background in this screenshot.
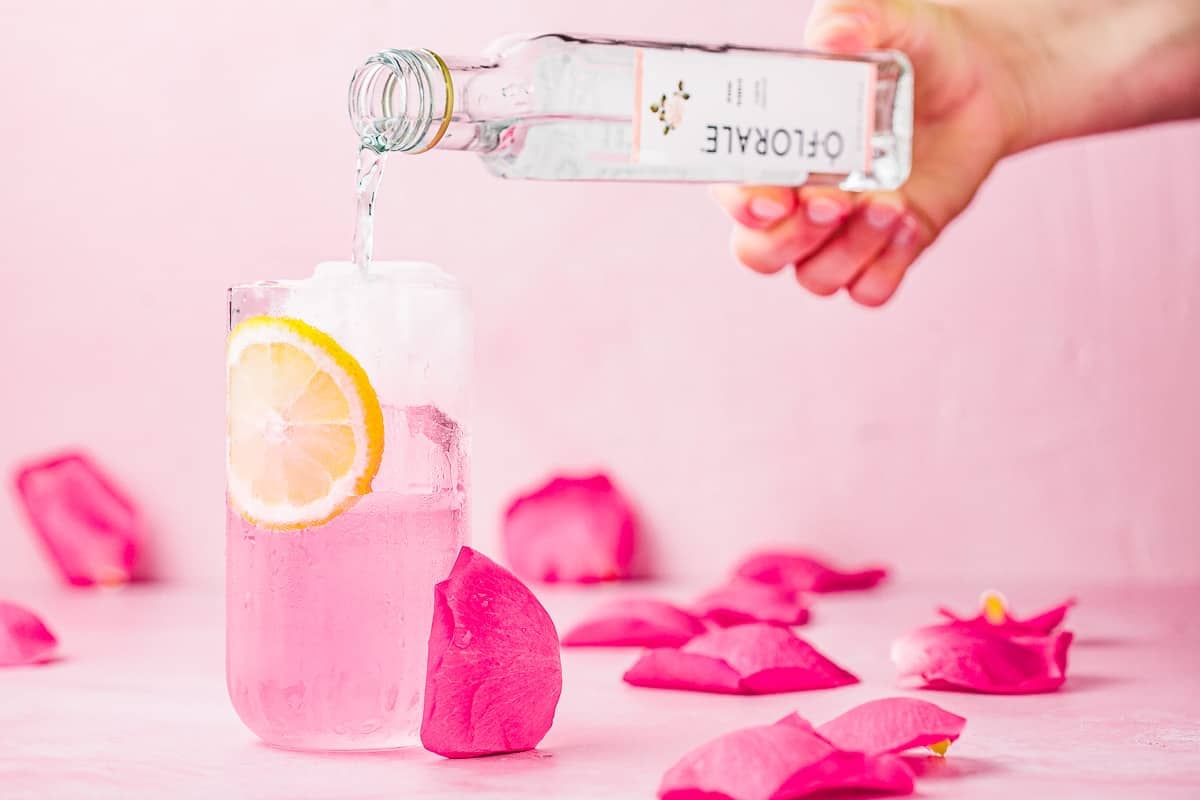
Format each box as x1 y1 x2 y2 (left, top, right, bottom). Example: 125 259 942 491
2 0 1198 588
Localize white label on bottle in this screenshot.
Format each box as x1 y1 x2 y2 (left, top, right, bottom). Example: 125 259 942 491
632 48 875 176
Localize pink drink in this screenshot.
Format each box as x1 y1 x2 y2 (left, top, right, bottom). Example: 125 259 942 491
227 264 471 751
226 488 464 750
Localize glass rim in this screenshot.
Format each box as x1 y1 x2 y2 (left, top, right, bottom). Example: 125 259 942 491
228 261 464 294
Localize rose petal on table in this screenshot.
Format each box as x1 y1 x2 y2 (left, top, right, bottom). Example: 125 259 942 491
623 647 744 694
1016 601 1076 634
733 550 887 593
0 602 58 666
892 623 1073 694
775 751 915 799
774 711 818 733
624 622 858 695
421 547 563 758
13 452 142 586
816 697 967 755
561 598 706 648
659 717 833 800
658 714 913 800
937 590 1076 635
502 473 638 583
691 580 810 627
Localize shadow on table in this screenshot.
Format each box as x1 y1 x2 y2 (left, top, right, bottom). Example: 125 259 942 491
252 741 428 761
1072 636 1130 649
1064 673 1132 692
427 748 565 793
9 655 67 668
902 754 1000 780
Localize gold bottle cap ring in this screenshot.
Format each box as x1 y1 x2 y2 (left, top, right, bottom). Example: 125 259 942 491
415 50 454 154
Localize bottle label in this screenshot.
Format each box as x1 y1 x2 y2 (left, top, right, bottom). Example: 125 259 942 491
632 48 876 177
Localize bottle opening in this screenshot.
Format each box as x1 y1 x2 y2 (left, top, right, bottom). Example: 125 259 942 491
349 49 450 153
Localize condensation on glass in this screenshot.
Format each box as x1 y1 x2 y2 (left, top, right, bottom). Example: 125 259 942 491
225 262 470 751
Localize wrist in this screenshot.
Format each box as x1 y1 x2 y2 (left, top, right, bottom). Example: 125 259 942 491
996 0 1200 154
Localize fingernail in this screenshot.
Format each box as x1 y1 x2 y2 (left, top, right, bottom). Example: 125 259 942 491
866 202 901 230
812 12 872 41
749 196 790 223
806 197 844 225
893 213 922 246
827 11 872 30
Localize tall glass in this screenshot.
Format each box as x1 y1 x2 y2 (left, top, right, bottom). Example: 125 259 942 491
225 261 470 751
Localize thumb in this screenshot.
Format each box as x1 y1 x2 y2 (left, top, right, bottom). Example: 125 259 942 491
804 0 915 52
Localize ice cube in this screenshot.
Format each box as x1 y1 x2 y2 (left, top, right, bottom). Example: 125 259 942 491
310 260 361 282
406 404 462 454
308 260 456 288
369 405 467 495
277 262 467 401
406 405 467 495
13 452 142 586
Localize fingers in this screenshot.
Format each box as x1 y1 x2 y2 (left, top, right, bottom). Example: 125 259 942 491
847 213 927 306
805 0 912 50
714 184 932 306
792 193 905 292
730 188 852 274
710 185 798 231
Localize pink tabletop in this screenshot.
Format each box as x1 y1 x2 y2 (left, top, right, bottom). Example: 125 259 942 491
1 580 1197 799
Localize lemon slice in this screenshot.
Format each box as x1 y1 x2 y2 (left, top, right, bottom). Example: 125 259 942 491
226 316 384 530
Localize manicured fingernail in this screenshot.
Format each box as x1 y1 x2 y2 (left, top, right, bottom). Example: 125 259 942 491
749 196 790 222
806 197 844 225
893 214 922 246
866 202 901 230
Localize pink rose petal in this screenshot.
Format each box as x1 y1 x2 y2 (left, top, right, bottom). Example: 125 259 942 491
774 711 818 733
0 602 58 666
691 580 809 627
816 697 967 755
562 598 706 648
625 648 744 694
775 751 915 799
421 547 563 758
659 714 913 800
734 550 887 593
893 624 1073 694
14 452 142 586
938 590 1076 635
624 622 858 695
660 717 833 800
502 473 637 583
1016 602 1075 634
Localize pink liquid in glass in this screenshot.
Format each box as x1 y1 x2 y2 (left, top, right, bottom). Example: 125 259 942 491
226 406 467 750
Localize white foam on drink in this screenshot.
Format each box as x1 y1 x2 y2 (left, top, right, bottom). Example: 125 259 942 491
276 261 470 429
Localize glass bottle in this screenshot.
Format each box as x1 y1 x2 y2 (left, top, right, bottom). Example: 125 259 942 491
348 33 912 190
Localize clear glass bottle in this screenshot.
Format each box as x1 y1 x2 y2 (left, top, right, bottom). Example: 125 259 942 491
348 34 912 190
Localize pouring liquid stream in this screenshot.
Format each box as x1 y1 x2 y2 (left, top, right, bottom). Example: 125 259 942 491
352 146 388 275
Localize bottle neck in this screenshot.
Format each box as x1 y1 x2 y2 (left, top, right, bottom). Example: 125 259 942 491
349 49 490 154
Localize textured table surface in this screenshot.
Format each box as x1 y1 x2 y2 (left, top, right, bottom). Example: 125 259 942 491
1 579 1197 799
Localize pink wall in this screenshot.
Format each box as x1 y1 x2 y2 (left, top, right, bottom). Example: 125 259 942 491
2 0 1198 587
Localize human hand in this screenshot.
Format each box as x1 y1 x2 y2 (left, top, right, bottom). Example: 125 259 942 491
713 0 1029 305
